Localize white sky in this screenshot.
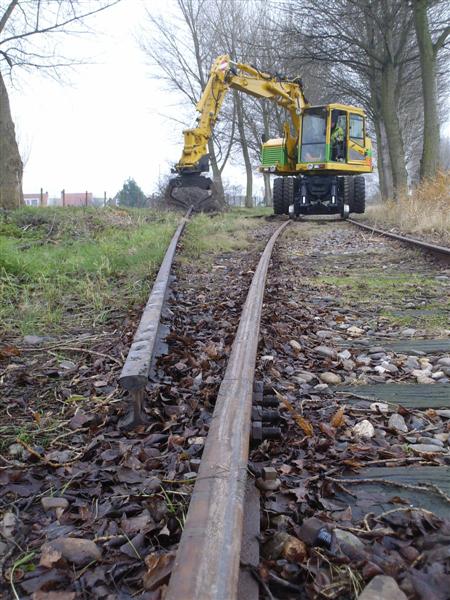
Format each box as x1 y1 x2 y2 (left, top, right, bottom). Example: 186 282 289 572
7 0 450 198
9 0 195 198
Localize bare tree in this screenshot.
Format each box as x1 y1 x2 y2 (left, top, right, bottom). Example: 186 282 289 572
283 0 419 197
412 0 450 179
0 0 121 209
140 0 237 206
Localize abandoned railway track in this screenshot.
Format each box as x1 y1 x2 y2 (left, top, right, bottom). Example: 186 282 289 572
348 218 450 262
115 214 450 600
2 212 450 600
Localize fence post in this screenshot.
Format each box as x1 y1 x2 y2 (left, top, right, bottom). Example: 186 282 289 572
104 191 107 207
62 189 65 207
40 188 43 207
85 190 88 207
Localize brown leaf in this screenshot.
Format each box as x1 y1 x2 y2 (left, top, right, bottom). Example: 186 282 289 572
282 536 308 564
143 552 175 591
331 407 345 428
279 394 313 437
40 546 63 568
205 343 219 359
0 345 20 359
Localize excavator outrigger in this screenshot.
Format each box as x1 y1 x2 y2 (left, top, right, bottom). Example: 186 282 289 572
167 55 373 218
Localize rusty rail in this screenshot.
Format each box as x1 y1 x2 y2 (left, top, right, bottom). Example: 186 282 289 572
119 208 192 425
165 220 290 600
348 219 450 261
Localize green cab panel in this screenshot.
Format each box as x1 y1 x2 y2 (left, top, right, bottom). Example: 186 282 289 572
261 142 287 167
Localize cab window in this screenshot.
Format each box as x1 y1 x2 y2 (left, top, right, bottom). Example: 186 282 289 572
349 114 364 147
300 108 326 162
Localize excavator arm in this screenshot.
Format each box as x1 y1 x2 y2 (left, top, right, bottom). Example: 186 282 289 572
175 54 307 176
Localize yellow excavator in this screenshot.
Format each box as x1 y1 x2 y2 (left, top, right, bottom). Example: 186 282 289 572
167 55 373 218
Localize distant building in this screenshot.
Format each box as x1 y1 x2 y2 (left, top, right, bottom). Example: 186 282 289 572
24 192 48 207
62 192 93 206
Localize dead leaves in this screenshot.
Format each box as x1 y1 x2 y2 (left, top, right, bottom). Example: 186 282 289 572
277 392 314 437
143 552 175 590
331 406 346 428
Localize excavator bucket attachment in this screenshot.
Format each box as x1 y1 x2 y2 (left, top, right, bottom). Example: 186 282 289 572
165 174 223 213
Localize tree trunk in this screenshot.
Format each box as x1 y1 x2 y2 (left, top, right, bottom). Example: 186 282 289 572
373 117 390 201
380 62 408 197
207 138 225 206
234 92 253 208
263 173 272 206
413 0 440 180
0 70 23 209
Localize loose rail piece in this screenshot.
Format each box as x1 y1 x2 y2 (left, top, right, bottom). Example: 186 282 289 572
119 208 192 424
348 219 450 260
165 220 290 600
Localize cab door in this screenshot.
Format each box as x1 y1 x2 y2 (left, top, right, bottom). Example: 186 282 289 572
347 113 366 164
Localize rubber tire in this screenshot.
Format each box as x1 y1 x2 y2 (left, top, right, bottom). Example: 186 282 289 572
273 178 284 215
352 176 366 213
343 176 354 207
283 177 295 215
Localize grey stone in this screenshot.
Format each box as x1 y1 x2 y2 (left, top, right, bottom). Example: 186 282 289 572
314 383 329 391
23 335 48 345
338 349 352 360
353 420 375 438
410 417 427 430
417 437 444 447
437 357 450 367
369 352 386 361
388 413 408 433
296 371 316 383
405 357 420 370
40 537 101 566
368 346 386 354
436 410 450 418
382 362 399 374
314 345 337 359
335 529 365 551
358 575 407 600
41 497 69 511
320 372 342 384
410 444 446 453
402 328 416 336
316 330 333 339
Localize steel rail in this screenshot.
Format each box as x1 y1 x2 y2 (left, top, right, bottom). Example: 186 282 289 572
348 218 450 260
119 208 192 425
165 220 290 600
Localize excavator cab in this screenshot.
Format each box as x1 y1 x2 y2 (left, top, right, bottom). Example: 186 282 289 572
261 103 372 219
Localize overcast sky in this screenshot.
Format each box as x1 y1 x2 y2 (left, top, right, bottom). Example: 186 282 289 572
10 0 188 198
7 0 450 199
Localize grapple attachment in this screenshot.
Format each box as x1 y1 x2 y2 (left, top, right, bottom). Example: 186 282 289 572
165 173 223 213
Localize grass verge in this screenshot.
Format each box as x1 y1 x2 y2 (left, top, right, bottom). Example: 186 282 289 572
0 207 179 336
182 209 268 260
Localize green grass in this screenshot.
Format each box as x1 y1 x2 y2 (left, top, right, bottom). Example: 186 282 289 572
182 210 264 259
0 207 179 335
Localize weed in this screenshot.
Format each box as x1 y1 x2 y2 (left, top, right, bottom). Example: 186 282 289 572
359 171 450 243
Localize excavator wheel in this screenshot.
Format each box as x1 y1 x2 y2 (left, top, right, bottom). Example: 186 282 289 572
343 176 354 208
283 177 295 214
352 176 366 213
165 175 224 213
273 178 285 215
